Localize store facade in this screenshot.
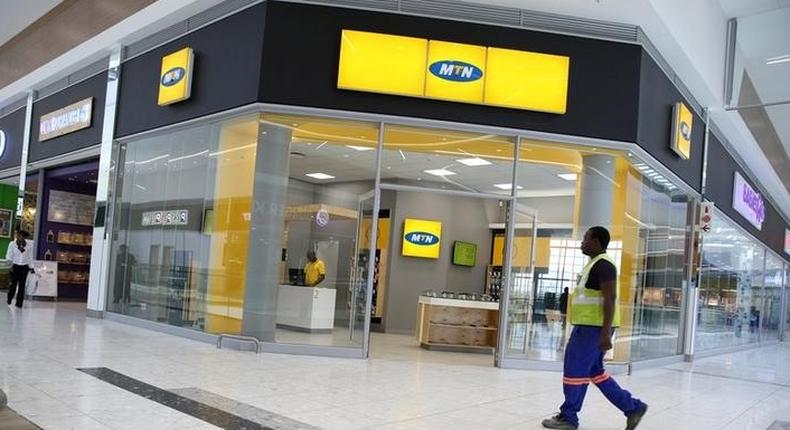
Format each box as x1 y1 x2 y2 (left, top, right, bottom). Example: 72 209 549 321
2 0 788 369
104 0 710 368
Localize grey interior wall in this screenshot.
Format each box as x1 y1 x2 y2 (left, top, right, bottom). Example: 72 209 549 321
384 191 493 334
518 196 575 224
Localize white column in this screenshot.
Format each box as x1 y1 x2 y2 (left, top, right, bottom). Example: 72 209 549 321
87 46 123 318
241 123 292 340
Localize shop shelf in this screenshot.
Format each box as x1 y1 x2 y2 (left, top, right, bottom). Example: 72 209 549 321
428 323 497 331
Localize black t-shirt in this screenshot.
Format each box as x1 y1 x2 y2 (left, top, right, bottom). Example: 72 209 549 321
584 259 617 291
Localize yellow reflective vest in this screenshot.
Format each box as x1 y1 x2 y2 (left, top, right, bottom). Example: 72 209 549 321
570 253 621 327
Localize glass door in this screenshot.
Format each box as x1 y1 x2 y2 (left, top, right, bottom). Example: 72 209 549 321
350 191 377 355
497 201 539 365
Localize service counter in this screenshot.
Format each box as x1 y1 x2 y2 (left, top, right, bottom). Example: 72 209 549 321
276 285 337 333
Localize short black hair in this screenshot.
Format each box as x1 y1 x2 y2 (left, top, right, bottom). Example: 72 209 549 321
588 226 610 250
16 230 30 239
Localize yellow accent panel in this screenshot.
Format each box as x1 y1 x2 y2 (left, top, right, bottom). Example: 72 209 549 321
205 118 258 334
611 157 641 362
425 40 487 103
484 47 570 114
402 218 442 259
158 47 194 106
338 30 428 98
492 235 550 268
671 102 693 160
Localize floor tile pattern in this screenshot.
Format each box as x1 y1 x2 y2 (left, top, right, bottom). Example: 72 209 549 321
79 367 268 430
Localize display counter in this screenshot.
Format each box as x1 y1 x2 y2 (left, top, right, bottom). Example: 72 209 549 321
416 296 499 354
276 285 336 333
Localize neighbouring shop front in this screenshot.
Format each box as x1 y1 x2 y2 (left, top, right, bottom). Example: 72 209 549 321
98 0 789 369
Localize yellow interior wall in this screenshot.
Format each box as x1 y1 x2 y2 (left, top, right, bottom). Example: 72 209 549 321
611 157 642 362
205 119 258 334
492 235 551 268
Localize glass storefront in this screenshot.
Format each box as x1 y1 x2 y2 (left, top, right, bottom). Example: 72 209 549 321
108 114 259 332
110 108 790 367
695 212 784 352
501 141 693 364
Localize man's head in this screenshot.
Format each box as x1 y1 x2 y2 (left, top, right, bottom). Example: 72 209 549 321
307 250 317 262
581 226 610 256
15 230 29 241
563 287 569 293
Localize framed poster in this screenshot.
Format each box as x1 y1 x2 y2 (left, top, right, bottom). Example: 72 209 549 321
0 208 12 238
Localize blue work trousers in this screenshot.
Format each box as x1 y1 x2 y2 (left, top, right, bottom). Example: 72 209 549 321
559 326 644 428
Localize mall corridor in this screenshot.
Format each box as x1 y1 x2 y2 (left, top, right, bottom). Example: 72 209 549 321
0 302 787 430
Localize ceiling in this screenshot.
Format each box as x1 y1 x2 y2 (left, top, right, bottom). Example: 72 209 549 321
0 0 62 46
724 6 790 193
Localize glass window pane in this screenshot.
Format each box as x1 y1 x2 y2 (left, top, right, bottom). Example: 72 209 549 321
258 114 379 348
502 139 692 363
108 114 259 334
696 214 765 352
763 253 784 341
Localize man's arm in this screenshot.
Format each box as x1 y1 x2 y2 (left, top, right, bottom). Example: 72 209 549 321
599 279 616 351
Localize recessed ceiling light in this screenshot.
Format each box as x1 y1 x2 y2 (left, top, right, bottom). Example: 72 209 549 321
425 169 456 177
558 173 578 181
457 157 492 166
346 145 375 152
305 173 335 180
766 54 790 65
494 183 524 190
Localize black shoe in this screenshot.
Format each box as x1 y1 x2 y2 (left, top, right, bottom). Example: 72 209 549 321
542 414 577 429
626 404 648 430
15 304 22 308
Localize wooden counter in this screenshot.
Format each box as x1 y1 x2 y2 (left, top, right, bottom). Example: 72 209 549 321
415 296 499 354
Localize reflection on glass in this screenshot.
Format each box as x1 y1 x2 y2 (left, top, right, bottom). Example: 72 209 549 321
108 114 259 333
696 215 766 351
259 114 378 348
762 253 784 341
501 139 690 363
382 125 515 193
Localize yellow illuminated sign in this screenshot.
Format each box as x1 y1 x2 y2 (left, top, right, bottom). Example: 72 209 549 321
158 47 194 106
402 218 442 259
671 102 693 160
338 30 570 114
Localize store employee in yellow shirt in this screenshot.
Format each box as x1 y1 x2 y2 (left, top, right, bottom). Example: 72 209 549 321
304 250 326 287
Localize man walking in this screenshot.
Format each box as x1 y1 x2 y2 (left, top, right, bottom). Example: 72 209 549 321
6 230 33 308
542 226 648 430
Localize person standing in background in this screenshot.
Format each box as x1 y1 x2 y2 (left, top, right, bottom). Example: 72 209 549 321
6 230 34 308
559 287 569 316
304 250 326 287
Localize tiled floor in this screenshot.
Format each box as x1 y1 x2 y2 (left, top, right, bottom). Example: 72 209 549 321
1 301 789 430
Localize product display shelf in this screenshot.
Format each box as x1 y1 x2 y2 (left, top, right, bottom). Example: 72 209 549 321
416 296 499 354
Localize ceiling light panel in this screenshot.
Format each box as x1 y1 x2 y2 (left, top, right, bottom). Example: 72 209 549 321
305 172 335 180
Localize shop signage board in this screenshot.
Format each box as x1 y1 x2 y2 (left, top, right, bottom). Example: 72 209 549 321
338 30 570 114
402 218 442 259
732 172 765 230
142 210 189 226
39 97 93 141
785 229 790 256
670 101 693 160
699 201 714 234
158 47 195 106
